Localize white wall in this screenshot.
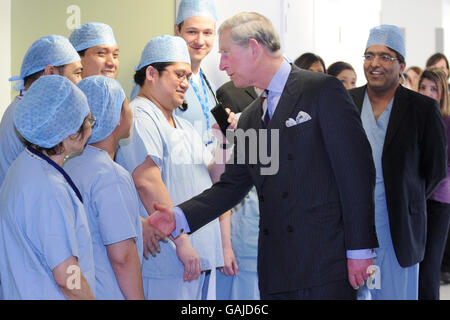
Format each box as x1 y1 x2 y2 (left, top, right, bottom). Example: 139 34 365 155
381 0 444 71
306 0 381 87
203 0 382 88
202 0 449 89
2 0 450 107
0 0 11 117
443 0 450 55
201 0 283 88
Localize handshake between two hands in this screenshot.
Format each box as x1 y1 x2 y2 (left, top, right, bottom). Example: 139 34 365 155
145 202 205 283
147 202 176 237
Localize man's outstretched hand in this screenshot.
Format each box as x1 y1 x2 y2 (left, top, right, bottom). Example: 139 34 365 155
147 202 176 236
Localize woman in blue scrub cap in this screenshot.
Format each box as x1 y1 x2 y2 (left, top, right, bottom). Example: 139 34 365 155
0 75 96 300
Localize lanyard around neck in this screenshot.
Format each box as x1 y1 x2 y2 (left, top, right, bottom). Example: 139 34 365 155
189 70 213 146
26 146 83 203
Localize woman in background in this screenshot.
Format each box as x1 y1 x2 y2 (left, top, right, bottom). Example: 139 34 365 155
294 52 326 73
405 66 422 91
417 67 450 300
327 61 357 90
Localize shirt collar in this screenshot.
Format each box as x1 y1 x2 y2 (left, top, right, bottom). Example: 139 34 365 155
267 58 292 95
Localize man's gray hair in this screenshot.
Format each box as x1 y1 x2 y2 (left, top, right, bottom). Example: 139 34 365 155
218 12 281 55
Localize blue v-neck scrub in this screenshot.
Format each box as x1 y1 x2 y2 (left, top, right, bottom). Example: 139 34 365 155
358 92 419 300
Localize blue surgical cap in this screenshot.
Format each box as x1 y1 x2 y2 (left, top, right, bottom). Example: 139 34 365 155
14 75 89 148
135 35 191 71
366 24 406 59
69 22 117 52
9 35 80 91
77 75 125 143
176 0 217 25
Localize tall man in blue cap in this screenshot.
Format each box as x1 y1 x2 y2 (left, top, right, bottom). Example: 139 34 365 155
174 0 261 300
349 25 447 300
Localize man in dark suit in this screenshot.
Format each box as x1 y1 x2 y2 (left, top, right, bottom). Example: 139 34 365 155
148 12 378 300
349 25 447 300
216 81 258 113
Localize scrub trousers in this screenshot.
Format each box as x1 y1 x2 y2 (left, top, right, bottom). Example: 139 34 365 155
358 223 419 300
216 269 260 300
143 269 216 300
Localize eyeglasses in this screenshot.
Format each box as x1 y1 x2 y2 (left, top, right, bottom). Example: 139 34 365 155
363 54 399 63
162 69 191 83
88 115 96 128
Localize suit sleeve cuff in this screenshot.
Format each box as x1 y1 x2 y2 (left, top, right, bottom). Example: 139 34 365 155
171 207 191 238
346 249 376 259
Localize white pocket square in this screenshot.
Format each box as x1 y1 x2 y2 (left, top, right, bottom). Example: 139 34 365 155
285 111 312 127
296 111 311 123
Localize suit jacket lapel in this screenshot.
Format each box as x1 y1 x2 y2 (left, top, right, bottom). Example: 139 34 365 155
257 68 305 187
267 67 305 135
350 85 409 152
349 85 366 114
383 86 409 152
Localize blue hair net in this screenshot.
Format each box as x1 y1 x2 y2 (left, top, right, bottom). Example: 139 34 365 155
69 22 117 52
135 35 191 71
77 75 125 143
9 35 80 92
366 24 406 58
14 75 89 148
176 0 217 25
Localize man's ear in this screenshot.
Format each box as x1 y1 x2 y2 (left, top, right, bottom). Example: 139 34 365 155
146 65 157 82
43 65 58 75
174 23 181 36
248 38 261 58
399 62 406 74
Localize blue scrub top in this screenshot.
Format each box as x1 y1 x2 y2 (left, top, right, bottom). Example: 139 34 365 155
64 145 144 299
174 71 217 154
0 149 95 299
0 96 26 188
116 96 224 279
361 92 394 237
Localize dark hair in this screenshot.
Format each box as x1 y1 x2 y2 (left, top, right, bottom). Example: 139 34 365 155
77 49 87 57
326 61 355 77
294 52 326 71
133 62 174 87
24 116 90 156
23 70 45 88
23 65 66 89
426 52 449 70
393 50 405 65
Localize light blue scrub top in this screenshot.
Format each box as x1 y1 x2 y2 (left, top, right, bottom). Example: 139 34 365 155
0 96 25 187
0 149 95 299
175 71 260 272
360 92 393 234
116 96 224 279
174 71 217 154
64 145 144 299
